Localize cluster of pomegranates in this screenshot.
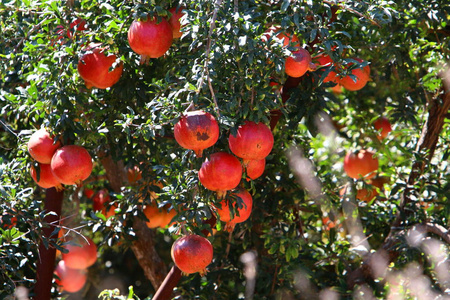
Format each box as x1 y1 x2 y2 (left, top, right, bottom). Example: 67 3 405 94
74 7 185 90
262 26 371 92
54 236 98 293
169 110 274 275
28 128 93 189
342 116 392 202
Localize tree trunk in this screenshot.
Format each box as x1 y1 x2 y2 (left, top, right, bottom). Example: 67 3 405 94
34 188 64 300
99 153 168 290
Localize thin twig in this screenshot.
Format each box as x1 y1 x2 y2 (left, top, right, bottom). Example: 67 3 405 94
323 0 381 28
196 0 223 114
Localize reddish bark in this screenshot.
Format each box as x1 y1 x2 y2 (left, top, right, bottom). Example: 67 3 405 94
34 188 64 300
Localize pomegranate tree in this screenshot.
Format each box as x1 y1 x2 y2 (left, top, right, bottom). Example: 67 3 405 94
128 17 173 62
27 128 61 164
77 48 123 89
174 110 220 157
168 7 185 39
30 163 62 190
246 158 266 181
50 145 93 185
343 149 379 179
213 188 253 229
171 234 213 275
228 121 274 166
198 152 243 199
54 260 87 293
339 58 371 91
62 237 98 269
285 48 314 78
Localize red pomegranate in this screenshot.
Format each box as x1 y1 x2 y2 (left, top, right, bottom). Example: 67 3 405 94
261 25 300 48
171 234 213 275
83 188 95 199
159 207 177 228
27 128 61 164
30 163 62 190
143 204 165 228
198 152 243 199
228 121 274 166
314 54 339 84
54 260 87 293
213 188 253 229
62 237 97 269
338 58 370 91
343 149 379 179
174 110 220 157
128 17 173 62
77 48 123 89
373 117 392 140
246 158 266 181
168 7 185 39
50 145 93 185
285 48 315 78
92 189 116 218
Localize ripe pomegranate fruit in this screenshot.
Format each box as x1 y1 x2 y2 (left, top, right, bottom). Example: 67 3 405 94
50 145 93 185
285 48 315 78
83 188 95 199
246 158 266 181
198 152 243 199
27 128 61 164
174 110 220 157
343 149 379 180
261 25 300 48
168 7 185 39
213 188 252 229
54 260 87 293
77 48 123 89
373 117 392 140
228 121 274 166
159 205 177 228
314 53 339 84
62 237 97 269
171 234 213 275
143 203 165 228
128 17 173 62
356 176 389 202
339 58 370 91
92 189 116 218
30 163 62 190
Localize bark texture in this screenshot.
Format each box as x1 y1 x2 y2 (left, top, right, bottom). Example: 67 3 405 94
34 188 64 300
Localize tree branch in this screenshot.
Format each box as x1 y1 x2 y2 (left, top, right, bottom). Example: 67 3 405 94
415 223 450 245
